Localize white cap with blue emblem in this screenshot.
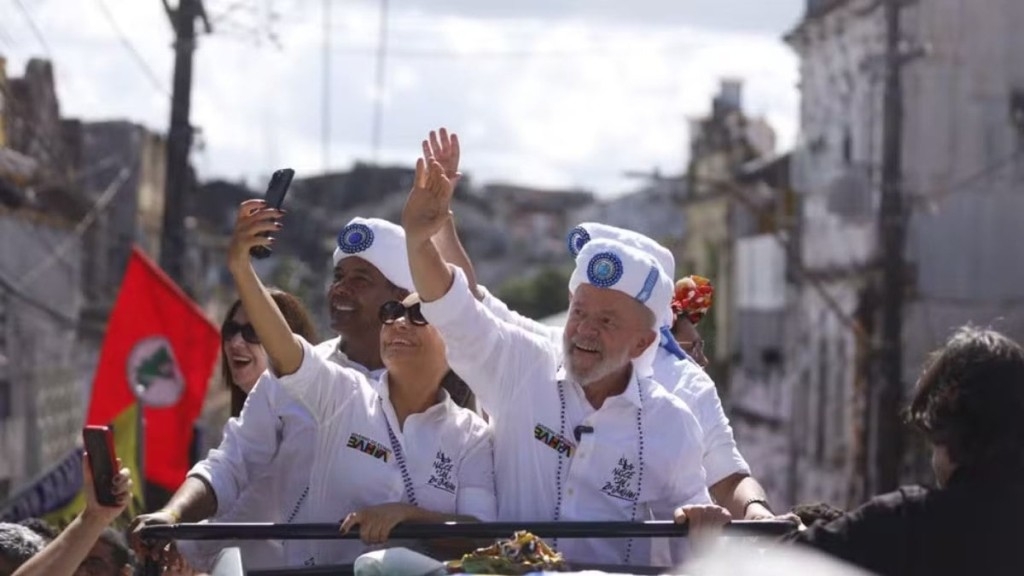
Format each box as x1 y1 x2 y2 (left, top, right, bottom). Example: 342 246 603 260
567 238 673 378
567 221 694 362
567 222 675 283
332 217 414 291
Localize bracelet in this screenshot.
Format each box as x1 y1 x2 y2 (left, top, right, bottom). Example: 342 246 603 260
160 509 182 523
742 498 773 516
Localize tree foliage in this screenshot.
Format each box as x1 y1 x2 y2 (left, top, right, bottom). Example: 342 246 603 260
496 266 572 321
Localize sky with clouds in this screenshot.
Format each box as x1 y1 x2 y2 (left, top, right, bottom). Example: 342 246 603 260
0 0 805 197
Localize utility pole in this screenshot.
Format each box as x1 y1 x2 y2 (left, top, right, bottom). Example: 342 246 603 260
160 0 210 292
873 0 907 494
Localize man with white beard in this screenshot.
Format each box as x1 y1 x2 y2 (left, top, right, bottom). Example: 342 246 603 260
421 125 775 523
481 222 775 523
401 159 729 568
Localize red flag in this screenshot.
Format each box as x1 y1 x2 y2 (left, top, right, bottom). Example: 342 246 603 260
87 246 220 492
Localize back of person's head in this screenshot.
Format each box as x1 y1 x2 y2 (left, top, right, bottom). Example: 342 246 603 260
906 325 1024 471
100 527 133 571
0 522 45 575
223 288 319 416
17 517 58 543
77 527 134 576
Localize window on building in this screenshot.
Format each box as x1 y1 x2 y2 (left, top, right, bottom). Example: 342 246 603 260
0 379 10 420
831 336 849 463
842 128 854 166
0 290 7 423
814 338 829 465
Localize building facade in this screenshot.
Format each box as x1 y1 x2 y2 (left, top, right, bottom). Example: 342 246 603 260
682 79 777 386
784 0 1024 507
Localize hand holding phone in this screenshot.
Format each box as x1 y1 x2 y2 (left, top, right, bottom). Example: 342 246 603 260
83 425 119 507
251 168 295 259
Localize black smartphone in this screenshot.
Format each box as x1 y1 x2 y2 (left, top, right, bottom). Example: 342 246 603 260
82 425 119 507
251 168 295 259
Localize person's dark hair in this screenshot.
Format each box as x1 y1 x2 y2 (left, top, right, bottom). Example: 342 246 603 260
905 325 1024 471
99 527 134 571
221 289 319 417
16 518 58 543
0 522 45 570
790 502 845 527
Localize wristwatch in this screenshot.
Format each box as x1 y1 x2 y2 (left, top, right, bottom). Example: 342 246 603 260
742 498 773 516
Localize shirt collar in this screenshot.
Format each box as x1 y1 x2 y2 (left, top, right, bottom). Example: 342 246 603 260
376 371 452 411
330 339 385 380
556 365 643 409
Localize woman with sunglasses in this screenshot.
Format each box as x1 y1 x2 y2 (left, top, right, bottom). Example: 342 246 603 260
220 291 318 417
169 290 318 572
225 199 495 566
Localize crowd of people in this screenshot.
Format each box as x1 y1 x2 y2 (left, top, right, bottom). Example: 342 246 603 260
2 128 1022 576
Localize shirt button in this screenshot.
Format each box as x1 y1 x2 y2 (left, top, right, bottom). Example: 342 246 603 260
567 488 575 496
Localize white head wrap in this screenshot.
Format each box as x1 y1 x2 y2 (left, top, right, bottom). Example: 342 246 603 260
566 222 675 328
567 238 673 378
332 217 414 291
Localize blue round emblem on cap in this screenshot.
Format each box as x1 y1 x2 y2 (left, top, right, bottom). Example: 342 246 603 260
587 252 623 288
567 226 591 257
337 223 374 254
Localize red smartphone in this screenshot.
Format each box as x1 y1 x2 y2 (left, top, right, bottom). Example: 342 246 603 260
250 168 295 259
82 425 119 507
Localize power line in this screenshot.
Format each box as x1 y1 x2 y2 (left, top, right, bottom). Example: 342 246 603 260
326 45 637 60
93 0 172 97
923 148 1024 203
0 274 76 326
697 176 867 341
370 0 389 163
0 163 132 326
321 0 331 172
11 0 53 57
14 167 133 292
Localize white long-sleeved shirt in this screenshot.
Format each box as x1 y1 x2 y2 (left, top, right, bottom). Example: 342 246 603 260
276 336 496 566
478 285 750 485
423 268 711 567
181 339 381 571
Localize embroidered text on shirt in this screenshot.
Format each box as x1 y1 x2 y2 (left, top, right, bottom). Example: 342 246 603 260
601 456 639 502
427 450 457 494
534 423 574 457
346 432 391 462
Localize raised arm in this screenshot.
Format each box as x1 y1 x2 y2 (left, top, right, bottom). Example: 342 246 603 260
403 158 457 302
226 200 362 421
226 199 302 376
24 457 132 576
402 159 558 412
421 128 485 301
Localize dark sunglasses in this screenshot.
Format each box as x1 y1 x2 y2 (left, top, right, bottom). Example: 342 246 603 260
378 300 428 326
678 338 704 356
223 321 260 344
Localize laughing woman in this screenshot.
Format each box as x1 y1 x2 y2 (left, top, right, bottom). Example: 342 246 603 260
172 289 318 571
221 291 318 417
227 198 495 566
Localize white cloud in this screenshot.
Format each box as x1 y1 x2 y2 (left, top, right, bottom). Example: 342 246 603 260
2 0 802 197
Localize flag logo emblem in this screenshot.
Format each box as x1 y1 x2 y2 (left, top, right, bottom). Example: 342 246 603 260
126 336 185 408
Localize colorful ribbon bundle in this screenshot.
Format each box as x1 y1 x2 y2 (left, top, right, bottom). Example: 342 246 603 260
671 275 714 325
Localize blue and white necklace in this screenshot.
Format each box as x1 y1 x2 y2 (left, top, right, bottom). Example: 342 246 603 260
554 378 646 565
